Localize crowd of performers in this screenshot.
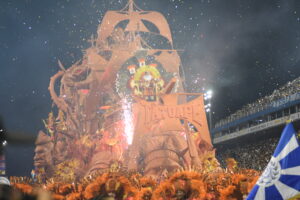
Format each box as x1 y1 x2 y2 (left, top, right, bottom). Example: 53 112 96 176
8 160 260 200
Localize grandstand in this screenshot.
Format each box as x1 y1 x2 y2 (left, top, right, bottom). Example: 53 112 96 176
212 77 300 145
212 77 300 170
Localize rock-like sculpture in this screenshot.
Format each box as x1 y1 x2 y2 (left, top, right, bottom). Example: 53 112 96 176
135 129 192 177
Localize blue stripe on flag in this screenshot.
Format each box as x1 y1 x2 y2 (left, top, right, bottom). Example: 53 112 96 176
246 185 259 200
279 175 300 191
274 123 297 157
279 147 300 169
265 185 283 200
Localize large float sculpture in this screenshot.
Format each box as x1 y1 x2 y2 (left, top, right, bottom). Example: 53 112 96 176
34 0 214 182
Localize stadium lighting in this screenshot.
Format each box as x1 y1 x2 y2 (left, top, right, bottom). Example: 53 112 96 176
2 140 7 146
204 103 211 109
204 90 213 100
207 90 213 96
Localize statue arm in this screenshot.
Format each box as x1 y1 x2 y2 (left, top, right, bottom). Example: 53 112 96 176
49 71 68 112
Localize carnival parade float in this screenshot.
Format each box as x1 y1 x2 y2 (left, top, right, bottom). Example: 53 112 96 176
33 0 215 181
8 1 273 199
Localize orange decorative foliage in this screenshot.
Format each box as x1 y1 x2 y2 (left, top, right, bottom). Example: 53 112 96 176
13 183 33 194
219 185 236 200
84 182 101 199
11 168 263 200
52 194 65 200
58 184 73 195
66 193 82 200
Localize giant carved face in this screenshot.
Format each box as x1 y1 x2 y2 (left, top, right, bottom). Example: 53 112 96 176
34 142 54 168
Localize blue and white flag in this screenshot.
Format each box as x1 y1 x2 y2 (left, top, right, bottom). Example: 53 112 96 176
247 123 300 200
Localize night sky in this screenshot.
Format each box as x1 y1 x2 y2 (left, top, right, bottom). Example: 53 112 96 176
1 0 300 176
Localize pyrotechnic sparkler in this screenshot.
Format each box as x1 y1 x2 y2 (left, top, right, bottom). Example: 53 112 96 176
121 98 134 145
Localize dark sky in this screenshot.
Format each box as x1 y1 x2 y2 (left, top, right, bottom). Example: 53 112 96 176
1 0 300 176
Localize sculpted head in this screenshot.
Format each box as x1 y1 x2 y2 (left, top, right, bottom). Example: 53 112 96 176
34 131 54 168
